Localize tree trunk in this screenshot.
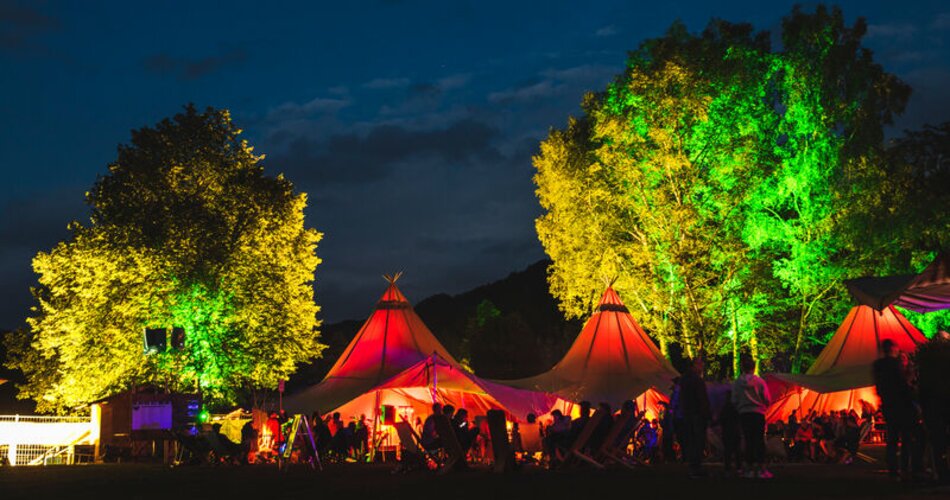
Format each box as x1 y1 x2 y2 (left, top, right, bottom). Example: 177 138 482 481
792 302 807 374
731 303 739 379
749 329 761 375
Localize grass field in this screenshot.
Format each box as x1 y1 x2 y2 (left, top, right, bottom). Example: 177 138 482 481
3 457 949 500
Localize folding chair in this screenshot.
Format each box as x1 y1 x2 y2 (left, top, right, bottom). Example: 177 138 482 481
394 421 441 471
567 411 606 468
433 414 467 473
597 411 640 469
486 410 515 473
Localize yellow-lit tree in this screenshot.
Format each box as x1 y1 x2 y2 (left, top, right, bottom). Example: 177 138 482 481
6 105 324 413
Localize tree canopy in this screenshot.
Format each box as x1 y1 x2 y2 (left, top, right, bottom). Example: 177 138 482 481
6 105 324 413
533 5 945 374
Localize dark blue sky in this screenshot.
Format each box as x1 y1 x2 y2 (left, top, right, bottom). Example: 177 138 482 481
1 0 948 328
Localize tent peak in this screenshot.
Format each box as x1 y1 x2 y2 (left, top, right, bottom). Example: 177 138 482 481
383 272 404 284
596 285 626 310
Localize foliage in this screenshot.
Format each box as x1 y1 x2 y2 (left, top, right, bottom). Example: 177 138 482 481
464 300 546 379
6 105 324 413
898 307 950 340
841 122 950 274
534 6 929 372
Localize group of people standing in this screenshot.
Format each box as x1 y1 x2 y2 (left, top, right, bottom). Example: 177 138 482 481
660 335 950 483
669 355 773 479
873 337 950 482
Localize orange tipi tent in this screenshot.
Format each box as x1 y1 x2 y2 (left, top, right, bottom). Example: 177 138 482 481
499 286 679 417
285 275 459 415
767 305 926 422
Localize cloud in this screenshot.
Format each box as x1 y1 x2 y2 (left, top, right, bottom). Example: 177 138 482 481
362 77 411 89
932 13 950 30
489 79 558 103
595 25 618 37
437 73 471 90
866 22 918 40
408 82 440 99
268 118 502 185
380 81 445 116
879 50 931 64
0 0 58 52
267 97 351 120
541 64 616 83
488 64 617 104
143 47 248 80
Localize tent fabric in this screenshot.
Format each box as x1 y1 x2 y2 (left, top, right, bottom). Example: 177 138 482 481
285 281 459 415
499 287 679 414
767 305 926 421
845 253 950 312
765 384 878 423
332 355 558 422
771 305 926 393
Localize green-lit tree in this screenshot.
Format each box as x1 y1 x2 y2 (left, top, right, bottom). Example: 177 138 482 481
538 21 773 361
6 105 324 413
742 6 911 371
534 6 914 372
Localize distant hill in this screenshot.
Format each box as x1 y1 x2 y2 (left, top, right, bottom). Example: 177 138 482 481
287 259 582 390
415 259 582 377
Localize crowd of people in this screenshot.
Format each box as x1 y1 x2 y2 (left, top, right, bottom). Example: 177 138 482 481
768 408 869 463
183 337 948 484
657 337 949 483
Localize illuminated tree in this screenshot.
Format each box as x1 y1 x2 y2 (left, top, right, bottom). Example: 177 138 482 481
842 122 950 273
537 20 778 363
535 6 912 371
7 105 324 413
743 6 911 371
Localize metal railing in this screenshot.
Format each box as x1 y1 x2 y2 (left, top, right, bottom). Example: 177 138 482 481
25 430 91 465
0 414 90 424
1 414 97 466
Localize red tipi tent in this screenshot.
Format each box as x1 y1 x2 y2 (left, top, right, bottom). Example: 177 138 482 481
499 286 679 417
766 305 926 422
285 275 459 415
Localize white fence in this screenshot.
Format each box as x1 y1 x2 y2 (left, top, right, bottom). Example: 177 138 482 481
0 412 99 466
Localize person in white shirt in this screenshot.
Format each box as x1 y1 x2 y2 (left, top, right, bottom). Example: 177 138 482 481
732 354 772 478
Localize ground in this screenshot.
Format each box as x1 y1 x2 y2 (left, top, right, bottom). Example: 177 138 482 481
3 452 949 500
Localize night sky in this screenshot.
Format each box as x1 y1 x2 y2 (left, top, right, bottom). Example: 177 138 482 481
1 0 948 329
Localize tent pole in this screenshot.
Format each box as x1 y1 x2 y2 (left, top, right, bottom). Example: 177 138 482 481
431 352 438 404
371 389 381 462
